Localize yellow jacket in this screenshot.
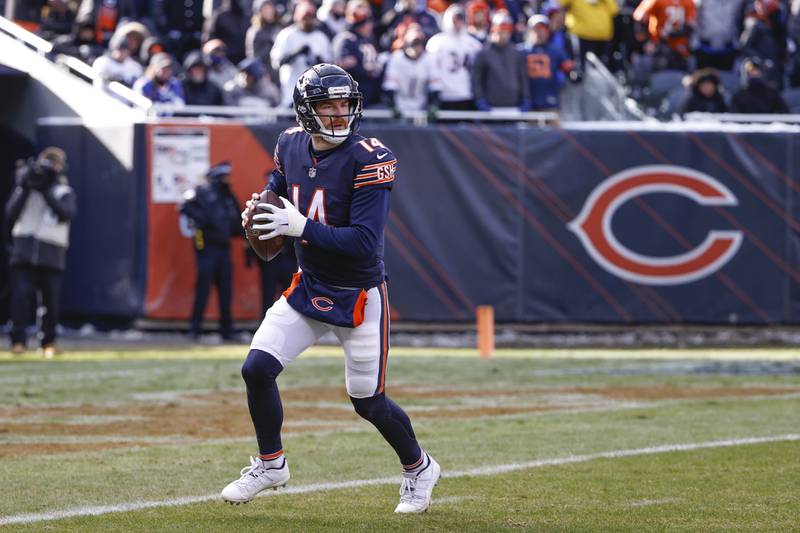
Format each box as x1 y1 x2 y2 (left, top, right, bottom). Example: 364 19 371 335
560 0 619 41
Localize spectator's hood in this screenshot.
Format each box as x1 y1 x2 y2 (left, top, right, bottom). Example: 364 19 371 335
441 4 465 34
108 21 150 51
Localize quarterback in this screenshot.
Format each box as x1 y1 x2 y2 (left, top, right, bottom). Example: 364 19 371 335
222 64 440 513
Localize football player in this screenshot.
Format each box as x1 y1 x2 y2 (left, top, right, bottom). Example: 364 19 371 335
221 64 440 514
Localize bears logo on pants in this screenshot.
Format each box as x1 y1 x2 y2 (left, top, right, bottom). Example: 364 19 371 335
569 165 742 286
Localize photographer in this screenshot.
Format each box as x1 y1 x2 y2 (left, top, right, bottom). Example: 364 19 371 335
180 162 242 341
5 147 76 357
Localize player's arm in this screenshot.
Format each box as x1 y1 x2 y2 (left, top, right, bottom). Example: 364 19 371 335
300 186 390 259
253 147 396 258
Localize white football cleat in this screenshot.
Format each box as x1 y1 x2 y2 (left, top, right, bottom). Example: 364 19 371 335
221 456 290 504
394 455 441 513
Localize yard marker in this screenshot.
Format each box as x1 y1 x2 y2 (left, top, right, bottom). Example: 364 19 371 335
476 305 495 358
1 433 798 526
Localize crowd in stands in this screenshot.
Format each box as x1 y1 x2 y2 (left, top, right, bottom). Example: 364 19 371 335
13 0 800 117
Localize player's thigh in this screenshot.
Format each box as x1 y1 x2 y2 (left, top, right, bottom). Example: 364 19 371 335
251 296 327 367
335 284 389 398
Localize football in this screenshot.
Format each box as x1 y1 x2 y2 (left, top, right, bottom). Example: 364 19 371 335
246 190 286 262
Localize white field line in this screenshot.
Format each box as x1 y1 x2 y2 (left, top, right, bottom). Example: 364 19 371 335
1 434 798 526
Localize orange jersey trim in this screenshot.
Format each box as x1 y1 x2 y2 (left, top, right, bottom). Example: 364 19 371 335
354 177 395 189
353 289 368 327
282 271 301 299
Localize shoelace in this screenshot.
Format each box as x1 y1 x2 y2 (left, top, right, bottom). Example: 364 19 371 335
239 457 262 480
399 476 425 503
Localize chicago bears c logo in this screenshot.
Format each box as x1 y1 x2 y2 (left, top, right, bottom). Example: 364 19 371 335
311 296 334 312
568 165 743 285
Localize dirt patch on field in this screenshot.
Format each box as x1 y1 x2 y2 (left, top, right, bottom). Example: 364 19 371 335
1 384 797 458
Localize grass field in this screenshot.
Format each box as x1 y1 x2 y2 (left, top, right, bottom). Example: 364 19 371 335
1 346 799 531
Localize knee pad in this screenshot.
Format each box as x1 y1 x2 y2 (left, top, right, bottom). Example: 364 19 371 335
241 349 284 388
350 393 388 422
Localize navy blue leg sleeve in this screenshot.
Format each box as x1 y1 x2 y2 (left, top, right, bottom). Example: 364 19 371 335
241 349 285 456
350 393 422 466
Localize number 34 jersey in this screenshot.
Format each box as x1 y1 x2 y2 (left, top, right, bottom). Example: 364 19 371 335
267 127 397 289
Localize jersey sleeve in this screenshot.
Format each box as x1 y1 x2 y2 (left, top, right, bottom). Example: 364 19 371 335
267 131 288 196
353 141 398 191
298 138 397 258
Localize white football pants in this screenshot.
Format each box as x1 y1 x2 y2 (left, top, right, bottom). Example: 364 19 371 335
250 282 390 398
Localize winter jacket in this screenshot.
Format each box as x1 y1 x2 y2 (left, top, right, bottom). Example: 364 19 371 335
180 182 241 249
680 90 728 114
730 80 789 113
471 42 529 108
5 165 76 271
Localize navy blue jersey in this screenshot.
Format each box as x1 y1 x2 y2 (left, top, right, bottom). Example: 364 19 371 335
267 127 397 289
519 42 569 110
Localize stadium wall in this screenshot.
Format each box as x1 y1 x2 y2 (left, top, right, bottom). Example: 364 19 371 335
37 120 800 325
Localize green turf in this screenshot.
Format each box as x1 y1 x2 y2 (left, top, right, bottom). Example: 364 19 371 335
5 441 798 532
1 348 799 531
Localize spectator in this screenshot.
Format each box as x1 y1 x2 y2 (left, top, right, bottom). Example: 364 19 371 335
559 0 618 69
153 0 204 62
472 10 529 111
695 0 747 71
466 0 490 44
730 57 789 113
109 21 150 63
318 0 347 40
182 51 226 105
520 14 573 111
633 0 696 71
333 0 382 106
542 0 573 59
92 34 143 89
740 0 787 89
426 3 482 110
204 0 250 65
224 56 281 107
383 26 442 114
51 20 104 64
204 38 240 89
75 0 152 46
680 68 728 114
180 162 242 342
270 1 331 107
133 52 185 104
246 0 281 84
5 148 76 358
37 0 78 41
139 35 166 67
381 0 440 51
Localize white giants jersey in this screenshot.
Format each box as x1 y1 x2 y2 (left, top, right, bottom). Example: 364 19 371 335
425 31 482 102
270 26 332 107
383 51 442 112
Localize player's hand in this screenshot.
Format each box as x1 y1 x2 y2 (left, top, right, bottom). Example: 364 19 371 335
241 192 261 228
251 197 308 240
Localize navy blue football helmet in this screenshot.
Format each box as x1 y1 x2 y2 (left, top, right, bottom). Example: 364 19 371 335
293 63 363 145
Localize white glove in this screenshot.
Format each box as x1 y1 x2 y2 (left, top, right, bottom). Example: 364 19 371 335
251 197 308 240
